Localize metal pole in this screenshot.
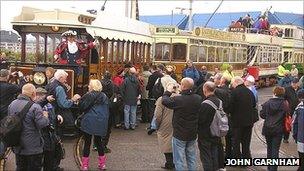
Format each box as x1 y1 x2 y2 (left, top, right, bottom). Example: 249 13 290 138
188 0 193 31
125 0 129 18
171 10 173 25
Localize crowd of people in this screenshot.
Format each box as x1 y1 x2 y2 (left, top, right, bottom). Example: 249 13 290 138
228 13 283 36
0 59 303 171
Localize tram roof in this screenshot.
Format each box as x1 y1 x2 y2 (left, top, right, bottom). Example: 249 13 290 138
140 11 304 30
12 7 154 44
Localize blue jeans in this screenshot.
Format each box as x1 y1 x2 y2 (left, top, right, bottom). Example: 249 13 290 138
124 105 137 129
172 137 197 171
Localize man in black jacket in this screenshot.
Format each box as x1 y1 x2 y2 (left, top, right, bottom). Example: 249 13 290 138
198 81 222 171
230 76 256 159
284 78 300 143
162 77 202 170
101 71 114 152
0 69 24 119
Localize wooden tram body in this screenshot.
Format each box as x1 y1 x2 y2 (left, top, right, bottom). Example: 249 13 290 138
7 7 304 94
10 7 154 96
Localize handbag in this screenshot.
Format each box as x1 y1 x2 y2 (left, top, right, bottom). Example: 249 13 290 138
284 114 292 133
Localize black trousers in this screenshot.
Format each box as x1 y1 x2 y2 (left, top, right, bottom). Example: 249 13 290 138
225 127 233 159
103 112 113 147
232 126 253 158
82 132 105 157
299 152 304 171
148 99 156 123
16 153 43 171
43 150 61 171
164 153 174 167
198 138 221 171
140 99 150 123
265 135 282 171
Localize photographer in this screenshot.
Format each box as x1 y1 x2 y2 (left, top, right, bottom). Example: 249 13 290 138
35 87 64 171
0 69 25 119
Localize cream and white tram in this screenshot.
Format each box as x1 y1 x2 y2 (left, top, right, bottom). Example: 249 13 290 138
152 26 283 84
272 24 304 73
10 7 154 95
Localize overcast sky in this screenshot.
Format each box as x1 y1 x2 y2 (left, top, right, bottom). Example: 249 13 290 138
1 0 303 30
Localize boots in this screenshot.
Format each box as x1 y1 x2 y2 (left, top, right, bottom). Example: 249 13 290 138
98 155 106 170
81 157 89 171
161 153 174 170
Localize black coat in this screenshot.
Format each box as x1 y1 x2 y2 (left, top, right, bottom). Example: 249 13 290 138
230 84 256 127
198 95 221 143
0 81 21 119
146 71 163 98
215 86 231 113
260 97 288 136
284 86 300 114
162 89 202 141
121 75 141 106
101 78 114 99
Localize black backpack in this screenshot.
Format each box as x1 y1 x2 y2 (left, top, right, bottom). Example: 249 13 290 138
152 78 164 99
0 101 34 147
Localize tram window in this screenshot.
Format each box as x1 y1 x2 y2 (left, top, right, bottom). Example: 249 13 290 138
242 49 247 62
229 48 236 62
189 45 198 62
172 43 186 61
25 33 45 63
268 50 273 63
208 47 215 62
155 43 170 61
236 49 243 62
123 42 129 62
284 28 294 38
198 46 207 62
47 34 61 63
216 48 223 62
223 48 229 62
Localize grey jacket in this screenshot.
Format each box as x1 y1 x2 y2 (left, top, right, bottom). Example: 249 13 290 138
141 71 152 99
8 94 49 155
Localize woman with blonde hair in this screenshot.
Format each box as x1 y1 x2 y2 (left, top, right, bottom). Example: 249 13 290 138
79 79 110 170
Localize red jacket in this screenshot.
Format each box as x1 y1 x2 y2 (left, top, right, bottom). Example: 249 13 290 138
112 75 124 87
55 40 94 64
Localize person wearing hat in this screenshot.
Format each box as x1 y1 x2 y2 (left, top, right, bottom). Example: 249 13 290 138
35 87 64 171
0 69 23 119
293 89 304 171
54 30 98 67
284 77 301 143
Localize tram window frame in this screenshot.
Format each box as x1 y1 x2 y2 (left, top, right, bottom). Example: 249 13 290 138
229 48 236 62
46 34 61 63
189 45 198 62
216 47 223 62
223 48 229 62
207 46 216 62
25 33 46 63
172 43 187 61
242 48 247 62
198 46 207 62
155 43 171 61
284 28 294 38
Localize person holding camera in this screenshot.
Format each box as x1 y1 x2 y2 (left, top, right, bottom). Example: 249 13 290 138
154 82 180 169
0 69 25 120
35 87 64 171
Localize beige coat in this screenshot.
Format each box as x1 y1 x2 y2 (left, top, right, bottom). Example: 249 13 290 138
155 94 177 153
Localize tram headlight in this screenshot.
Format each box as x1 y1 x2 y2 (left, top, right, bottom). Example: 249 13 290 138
51 26 60 32
33 72 46 85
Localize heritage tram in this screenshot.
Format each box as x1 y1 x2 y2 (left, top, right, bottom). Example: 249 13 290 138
4 6 304 95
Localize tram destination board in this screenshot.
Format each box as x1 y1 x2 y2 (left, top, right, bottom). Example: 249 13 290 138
155 27 178 34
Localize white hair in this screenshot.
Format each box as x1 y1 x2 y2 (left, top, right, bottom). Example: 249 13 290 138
129 67 136 74
232 76 244 87
54 69 68 80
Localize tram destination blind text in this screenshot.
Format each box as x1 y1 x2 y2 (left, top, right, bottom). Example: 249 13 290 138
225 158 300 166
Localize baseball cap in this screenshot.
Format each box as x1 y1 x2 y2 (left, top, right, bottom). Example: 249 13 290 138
36 87 47 94
0 69 9 78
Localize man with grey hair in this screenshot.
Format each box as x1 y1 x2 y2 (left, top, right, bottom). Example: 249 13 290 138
8 83 49 170
46 69 80 132
230 76 256 159
162 77 202 170
198 81 223 171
